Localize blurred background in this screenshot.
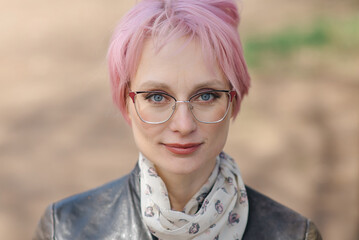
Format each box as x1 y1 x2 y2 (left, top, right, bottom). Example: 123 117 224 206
0 0 358 239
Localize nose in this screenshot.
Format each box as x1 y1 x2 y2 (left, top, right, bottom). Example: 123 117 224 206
168 101 197 135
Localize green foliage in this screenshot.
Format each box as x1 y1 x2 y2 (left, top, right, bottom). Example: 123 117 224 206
244 16 359 68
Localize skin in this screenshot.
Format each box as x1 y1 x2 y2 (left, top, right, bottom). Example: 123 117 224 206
126 37 234 211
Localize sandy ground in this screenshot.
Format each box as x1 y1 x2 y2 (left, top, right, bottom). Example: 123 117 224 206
0 0 358 239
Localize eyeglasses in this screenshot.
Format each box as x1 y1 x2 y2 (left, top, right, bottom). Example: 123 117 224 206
128 90 236 124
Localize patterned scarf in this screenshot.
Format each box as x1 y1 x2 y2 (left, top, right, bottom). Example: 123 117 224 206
139 152 249 240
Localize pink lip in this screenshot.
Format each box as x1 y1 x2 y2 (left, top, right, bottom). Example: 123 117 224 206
163 143 202 155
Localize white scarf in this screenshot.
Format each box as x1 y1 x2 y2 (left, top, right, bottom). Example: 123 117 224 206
139 152 249 240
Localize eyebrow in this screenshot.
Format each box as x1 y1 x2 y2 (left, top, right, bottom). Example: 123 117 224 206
135 79 229 92
136 81 170 91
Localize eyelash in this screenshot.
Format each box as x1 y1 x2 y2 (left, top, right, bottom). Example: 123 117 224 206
144 92 168 99
194 92 221 102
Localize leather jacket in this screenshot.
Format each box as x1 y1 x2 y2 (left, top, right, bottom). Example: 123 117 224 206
34 164 322 240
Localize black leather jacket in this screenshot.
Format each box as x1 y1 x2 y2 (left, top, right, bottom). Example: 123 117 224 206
34 165 322 240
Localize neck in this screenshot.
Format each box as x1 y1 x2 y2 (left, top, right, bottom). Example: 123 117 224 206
156 160 216 211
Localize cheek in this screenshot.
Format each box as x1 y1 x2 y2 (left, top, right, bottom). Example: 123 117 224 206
204 120 230 146
130 107 161 145
216 119 231 144
131 122 154 153
131 116 152 139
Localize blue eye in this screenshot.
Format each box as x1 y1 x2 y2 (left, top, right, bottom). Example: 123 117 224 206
143 92 173 105
200 93 213 101
152 94 164 102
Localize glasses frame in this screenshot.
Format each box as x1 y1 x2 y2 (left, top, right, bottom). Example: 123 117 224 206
128 89 237 124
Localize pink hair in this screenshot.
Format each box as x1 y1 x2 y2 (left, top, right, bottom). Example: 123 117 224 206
107 0 250 123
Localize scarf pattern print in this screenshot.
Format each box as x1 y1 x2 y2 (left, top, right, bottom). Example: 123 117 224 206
139 152 249 240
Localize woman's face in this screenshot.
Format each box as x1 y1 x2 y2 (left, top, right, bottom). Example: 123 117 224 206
127 37 232 179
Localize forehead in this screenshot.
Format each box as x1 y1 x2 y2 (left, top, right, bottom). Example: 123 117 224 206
131 37 230 92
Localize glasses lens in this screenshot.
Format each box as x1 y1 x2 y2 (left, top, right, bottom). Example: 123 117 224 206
134 92 175 123
132 91 231 124
189 91 230 123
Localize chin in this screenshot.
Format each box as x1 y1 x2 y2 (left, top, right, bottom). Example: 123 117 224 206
162 164 202 176
160 153 211 176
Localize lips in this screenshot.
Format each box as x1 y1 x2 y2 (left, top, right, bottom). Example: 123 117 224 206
163 143 202 155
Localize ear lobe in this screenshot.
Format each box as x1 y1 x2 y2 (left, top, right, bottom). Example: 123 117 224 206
123 84 132 125
126 116 132 126
231 98 237 117
231 91 242 117
124 101 133 126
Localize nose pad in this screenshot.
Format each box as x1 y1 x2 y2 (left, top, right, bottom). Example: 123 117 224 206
169 101 197 134
172 101 193 116
188 103 194 110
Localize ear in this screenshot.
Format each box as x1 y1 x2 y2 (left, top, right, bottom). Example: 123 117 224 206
231 94 237 116
126 118 133 127
123 83 133 126
230 92 240 119
124 99 133 126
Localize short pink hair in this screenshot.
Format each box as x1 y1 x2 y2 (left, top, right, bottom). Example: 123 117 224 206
108 0 250 123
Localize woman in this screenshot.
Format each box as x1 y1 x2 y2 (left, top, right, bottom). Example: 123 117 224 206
34 0 322 239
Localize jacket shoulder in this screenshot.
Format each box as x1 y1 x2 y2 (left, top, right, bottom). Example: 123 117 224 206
34 166 148 240
53 173 137 239
55 172 133 213
243 186 322 240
